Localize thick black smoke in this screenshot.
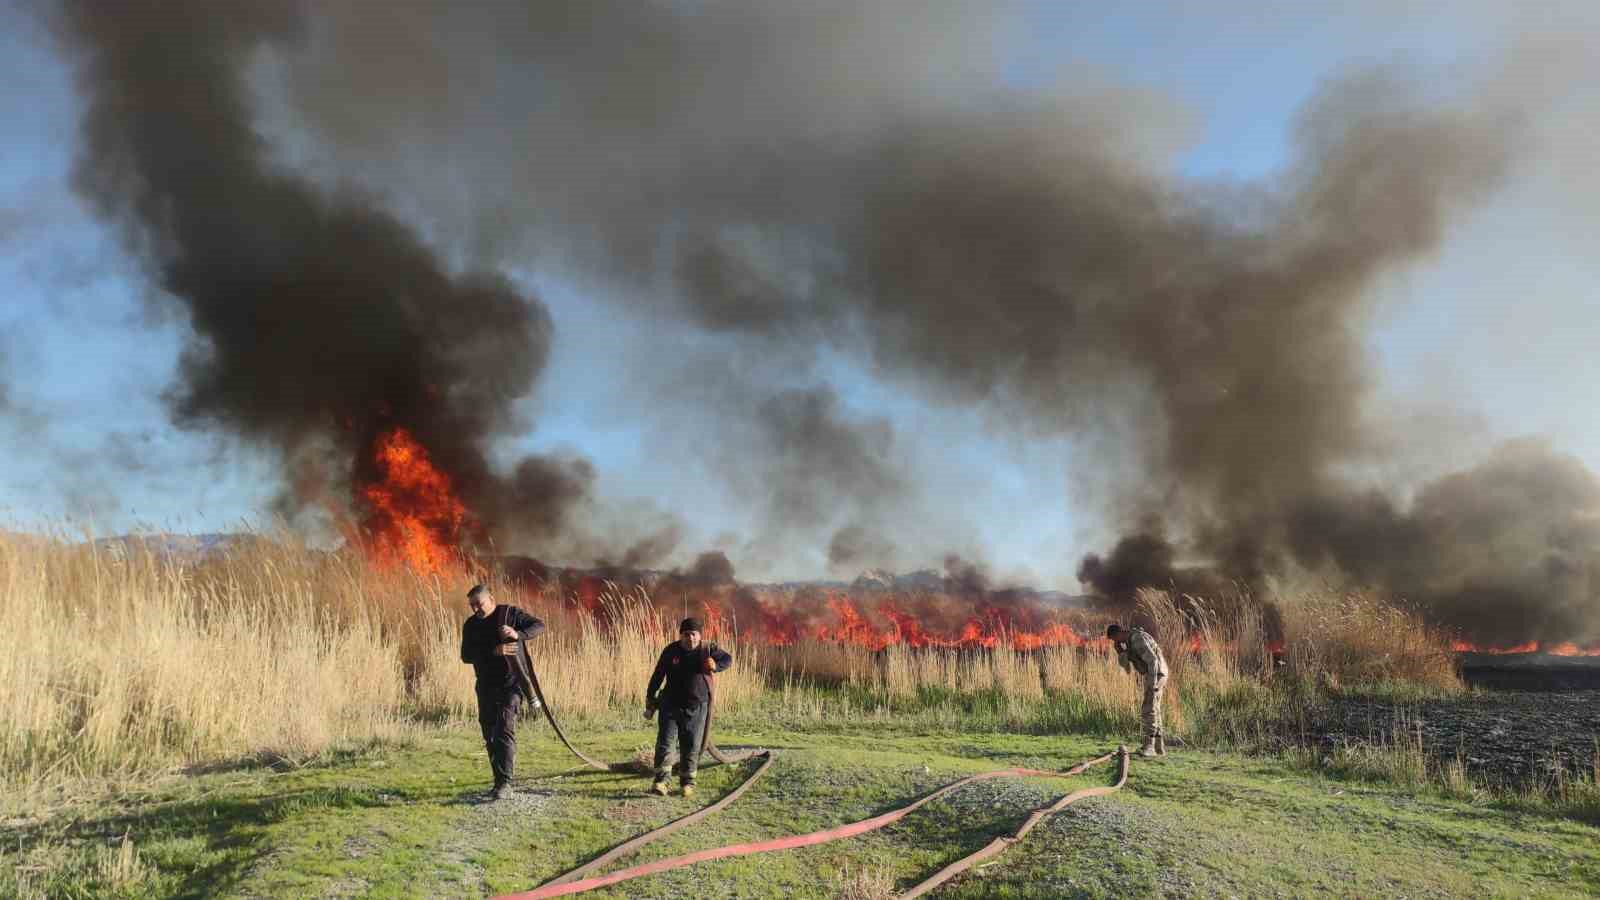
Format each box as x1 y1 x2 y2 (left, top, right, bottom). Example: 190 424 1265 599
1077 531 1231 604
1078 441 1600 645
46 2 1600 643
686 550 737 586
1284 441 1600 644
51 1 589 548
270 2 1598 643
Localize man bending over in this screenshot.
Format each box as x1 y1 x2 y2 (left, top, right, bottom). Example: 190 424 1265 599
1107 623 1169 758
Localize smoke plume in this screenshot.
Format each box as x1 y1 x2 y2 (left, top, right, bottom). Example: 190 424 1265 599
269 2 1595 642
1285 441 1600 644
45 1 1600 643
52 0 589 547
741 386 908 575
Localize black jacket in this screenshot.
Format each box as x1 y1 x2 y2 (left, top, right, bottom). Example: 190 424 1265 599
461 605 546 693
646 642 733 712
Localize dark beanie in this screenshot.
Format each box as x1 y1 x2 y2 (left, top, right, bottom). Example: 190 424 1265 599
1105 624 1122 638
680 617 703 634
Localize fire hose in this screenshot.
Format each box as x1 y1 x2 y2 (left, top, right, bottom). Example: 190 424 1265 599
898 747 1129 899
495 727 1128 899
504 633 1130 898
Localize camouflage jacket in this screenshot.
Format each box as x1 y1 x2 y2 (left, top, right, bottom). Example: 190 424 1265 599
1118 627 1168 679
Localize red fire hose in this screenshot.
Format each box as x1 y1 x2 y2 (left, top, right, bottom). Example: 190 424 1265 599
510 636 1131 898
898 746 1130 898
495 747 1129 899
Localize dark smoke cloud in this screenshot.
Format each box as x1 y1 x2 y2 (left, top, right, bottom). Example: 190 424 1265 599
1081 440 1600 645
738 386 907 572
635 342 920 576
1287 440 1600 645
273 2 1600 641
616 521 685 572
826 523 899 573
43 1 1600 642
51 0 589 547
686 550 736 585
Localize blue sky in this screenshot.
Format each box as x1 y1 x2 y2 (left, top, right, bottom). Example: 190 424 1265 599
2 2 1596 583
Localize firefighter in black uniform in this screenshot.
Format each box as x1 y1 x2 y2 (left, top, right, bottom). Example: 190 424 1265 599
643 617 733 797
460 584 545 800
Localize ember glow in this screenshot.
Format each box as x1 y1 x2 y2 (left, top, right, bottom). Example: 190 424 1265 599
1451 639 1600 657
360 427 473 573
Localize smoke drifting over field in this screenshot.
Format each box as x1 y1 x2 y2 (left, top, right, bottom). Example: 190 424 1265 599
45 1 1600 644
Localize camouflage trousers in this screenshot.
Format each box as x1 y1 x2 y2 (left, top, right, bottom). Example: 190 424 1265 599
1141 673 1166 740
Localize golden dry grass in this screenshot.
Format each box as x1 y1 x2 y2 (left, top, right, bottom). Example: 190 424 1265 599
0 530 758 802
1276 591 1461 693
0 531 409 793
828 863 897 900
1 528 1461 805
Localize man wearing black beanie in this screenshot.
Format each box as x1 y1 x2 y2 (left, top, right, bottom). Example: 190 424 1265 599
643 616 733 797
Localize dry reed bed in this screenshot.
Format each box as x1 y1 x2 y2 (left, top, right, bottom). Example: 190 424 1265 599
0 534 757 797
0 530 1460 801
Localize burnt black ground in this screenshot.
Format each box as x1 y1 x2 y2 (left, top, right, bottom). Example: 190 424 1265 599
1460 655 1600 691
1313 690 1600 783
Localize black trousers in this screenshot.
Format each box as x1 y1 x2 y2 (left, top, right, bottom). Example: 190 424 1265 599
653 703 708 784
476 686 522 786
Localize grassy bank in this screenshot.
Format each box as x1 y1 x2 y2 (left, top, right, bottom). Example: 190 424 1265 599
5 722 1598 898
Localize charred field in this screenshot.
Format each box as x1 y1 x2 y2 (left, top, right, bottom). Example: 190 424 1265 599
1459 652 1600 692
1298 654 1600 786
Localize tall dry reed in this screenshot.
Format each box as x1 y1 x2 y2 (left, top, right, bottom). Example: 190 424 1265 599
2 527 1464 803
0 530 409 794
0 530 761 801
1276 590 1460 693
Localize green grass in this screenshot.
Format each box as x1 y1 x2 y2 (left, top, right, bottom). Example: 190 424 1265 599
726 684 1138 739
5 719 1598 899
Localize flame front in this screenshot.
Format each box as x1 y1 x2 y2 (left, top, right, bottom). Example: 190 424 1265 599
1451 639 1600 656
774 593 1103 651
360 427 472 573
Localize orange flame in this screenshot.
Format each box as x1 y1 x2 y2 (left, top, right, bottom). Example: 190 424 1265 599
360 427 472 573
530 578 1302 657
783 593 1098 650
1545 642 1600 657
1451 639 1600 656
